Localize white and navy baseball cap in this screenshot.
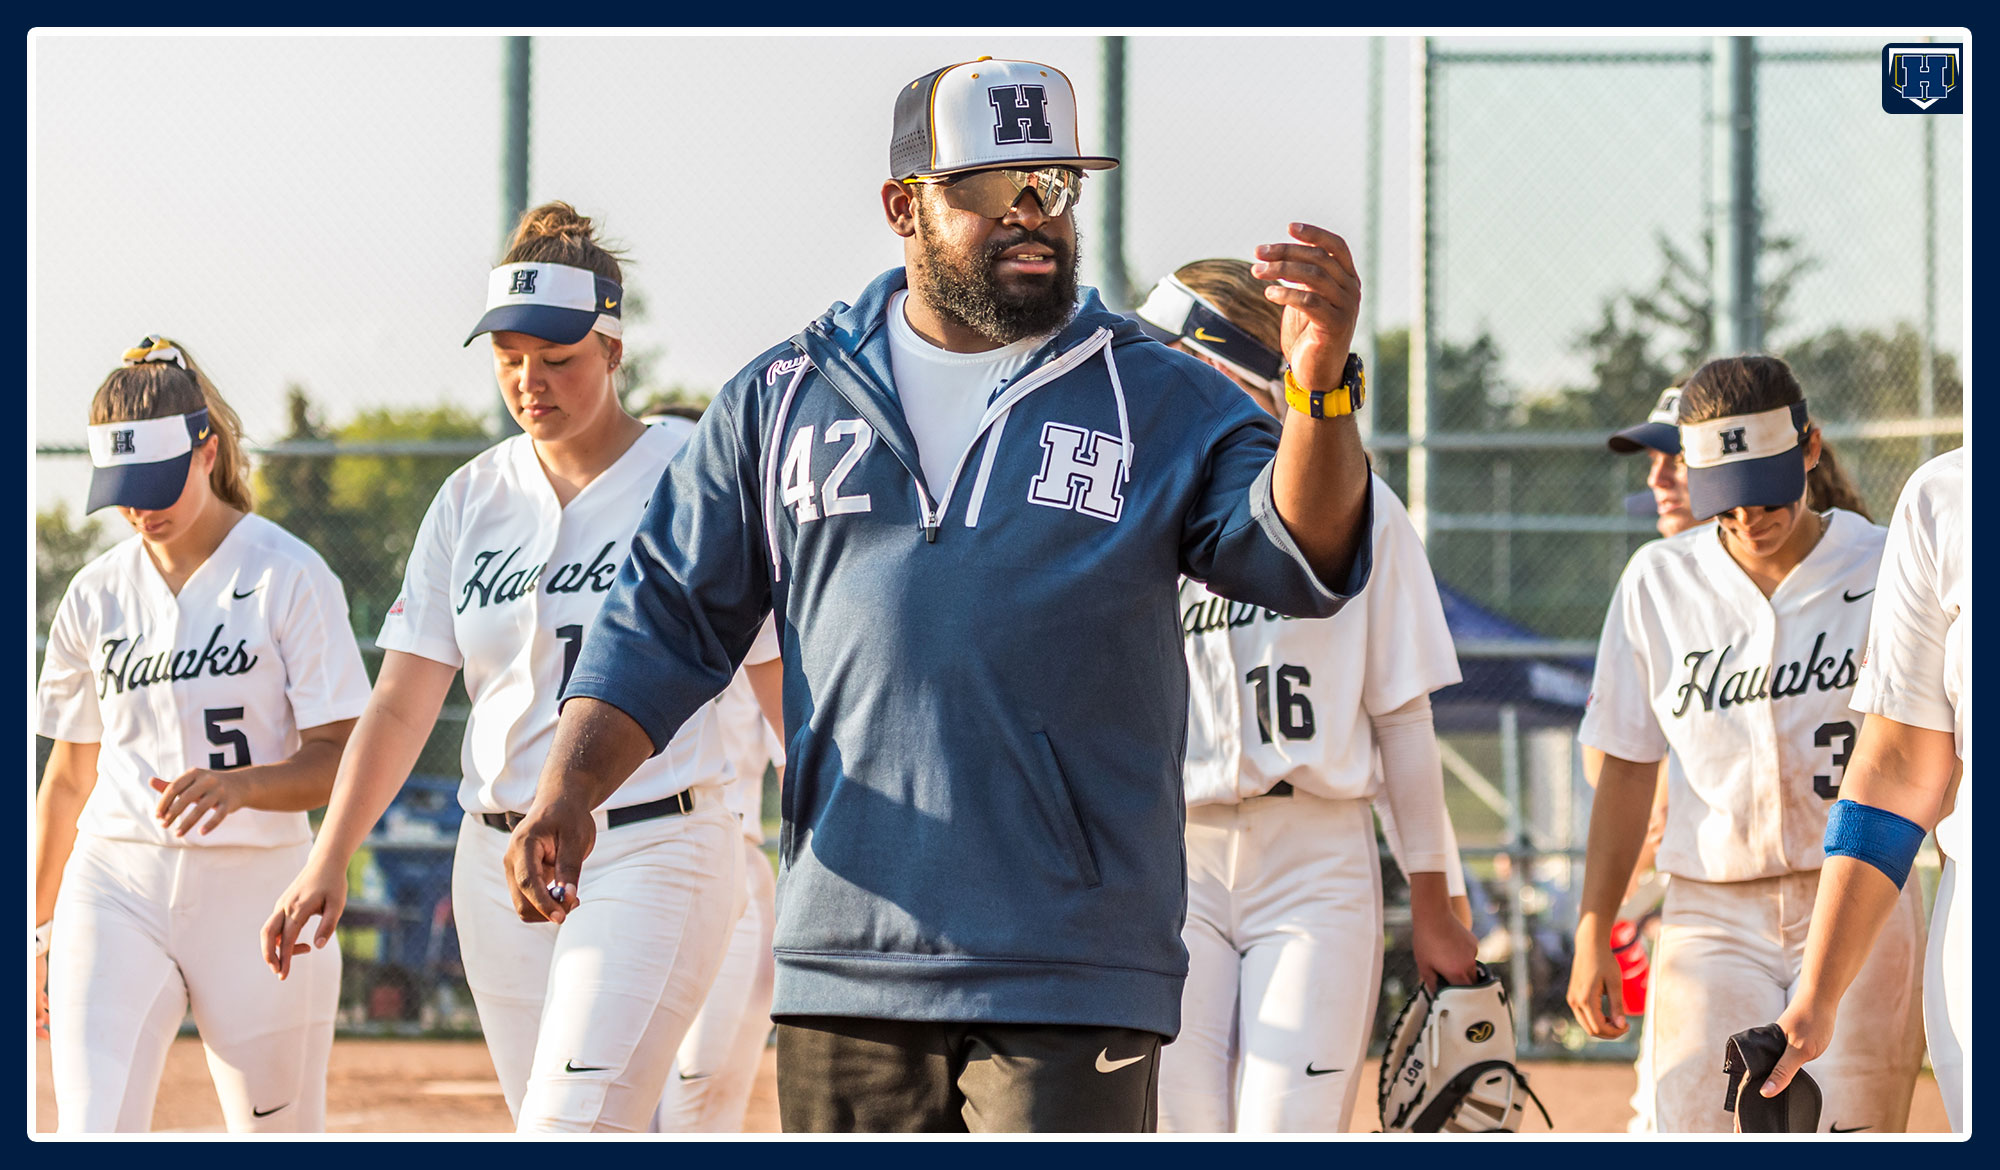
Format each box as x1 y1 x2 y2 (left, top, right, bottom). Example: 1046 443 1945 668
465 261 623 347
1607 386 1684 455
1681 400 1812 520
1134 275 1284 392
87 406 213 512
890 58 1119 180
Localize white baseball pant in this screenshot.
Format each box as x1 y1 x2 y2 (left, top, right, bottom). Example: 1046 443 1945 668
1924 857 1967 1133
451 789 743 1133
1159 793 1383 1133
1648 870 1926 1133
48 834 340 1132
652 837 777 1132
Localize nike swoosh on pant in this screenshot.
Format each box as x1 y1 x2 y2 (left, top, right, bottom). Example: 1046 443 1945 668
251 1103 288 1117
1095 1049 1146 1073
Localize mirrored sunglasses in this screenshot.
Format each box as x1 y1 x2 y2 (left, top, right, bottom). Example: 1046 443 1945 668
907 166 1084 219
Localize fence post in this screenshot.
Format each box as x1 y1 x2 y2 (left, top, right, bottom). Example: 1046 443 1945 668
1409 36 1434 542
496 35 532 437
1709 35 1760 355
1501 703 1530 1042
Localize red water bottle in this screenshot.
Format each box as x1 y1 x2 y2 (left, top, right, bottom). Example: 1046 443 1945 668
1610 918 1649 1016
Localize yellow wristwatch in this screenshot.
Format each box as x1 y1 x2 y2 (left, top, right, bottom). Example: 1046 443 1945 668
1282 353 1366 419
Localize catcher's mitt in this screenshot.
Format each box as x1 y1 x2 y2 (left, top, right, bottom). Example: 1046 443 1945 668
1378 962 1551 1133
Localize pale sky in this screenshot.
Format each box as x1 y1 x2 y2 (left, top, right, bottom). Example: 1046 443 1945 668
31 29 1965 513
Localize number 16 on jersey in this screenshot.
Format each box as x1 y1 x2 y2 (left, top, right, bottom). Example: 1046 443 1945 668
1245 665 1316 744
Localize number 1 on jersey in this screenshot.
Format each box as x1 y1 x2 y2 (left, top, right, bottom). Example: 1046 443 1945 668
557 624 583 697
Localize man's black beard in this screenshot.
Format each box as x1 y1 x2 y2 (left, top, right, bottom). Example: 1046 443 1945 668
912 215 1082 346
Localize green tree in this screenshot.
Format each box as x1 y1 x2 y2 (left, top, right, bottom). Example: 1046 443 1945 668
256 391 490 636
36 503 107 634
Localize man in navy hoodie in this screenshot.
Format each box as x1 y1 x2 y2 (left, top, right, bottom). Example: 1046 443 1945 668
503 56 1374 1132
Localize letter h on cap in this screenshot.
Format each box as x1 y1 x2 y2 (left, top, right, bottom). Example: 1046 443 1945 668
990 85 1053 145
1719 427 1749 455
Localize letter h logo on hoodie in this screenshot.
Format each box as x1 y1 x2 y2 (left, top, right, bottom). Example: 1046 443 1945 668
1027 421 1127 522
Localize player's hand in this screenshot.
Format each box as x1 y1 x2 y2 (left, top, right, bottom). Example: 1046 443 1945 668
1254 222 1361 396
35 952 48 1038
505 796 593 925
262 857 348 981
152 768 248 837
1412 903 1481 992
1762 993 1836 1098
1566 920 1629 1039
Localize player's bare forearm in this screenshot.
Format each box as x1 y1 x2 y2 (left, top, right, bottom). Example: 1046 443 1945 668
231 721 358 812
308 651 457 867
531 696 657 815
1792 715 1958 1008
1577 753 1659 931
34 740 100 925
1271 412 1370 587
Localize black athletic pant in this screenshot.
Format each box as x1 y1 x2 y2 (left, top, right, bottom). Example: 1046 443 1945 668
775 1016 1163 1133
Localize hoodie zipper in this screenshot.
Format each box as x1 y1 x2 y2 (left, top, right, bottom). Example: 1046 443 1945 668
804 323 1117 544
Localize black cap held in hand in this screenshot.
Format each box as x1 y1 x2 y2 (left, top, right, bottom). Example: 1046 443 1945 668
1722 1023 1822 1133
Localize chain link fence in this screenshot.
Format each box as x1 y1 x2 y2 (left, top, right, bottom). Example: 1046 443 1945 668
1406 34 1963 1057
34 34 1963 1056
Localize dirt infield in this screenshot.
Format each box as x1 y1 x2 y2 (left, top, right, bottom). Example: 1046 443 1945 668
34 1035 1948 1134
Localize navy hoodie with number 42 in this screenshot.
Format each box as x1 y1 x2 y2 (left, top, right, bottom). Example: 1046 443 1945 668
565 268 1372 1040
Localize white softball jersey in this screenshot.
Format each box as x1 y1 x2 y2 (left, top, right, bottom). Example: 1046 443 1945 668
377 427 726 814
37 514 373 849
1850 448 1969 1134
1181 476 1461 856
1580 509 1886 883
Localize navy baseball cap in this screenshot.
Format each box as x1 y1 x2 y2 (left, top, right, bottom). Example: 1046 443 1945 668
1607 386 1684 455
466 262 623 347
1681 400 1812 520
891 58 1119 180
1134 275 1285 391
87 407 212 513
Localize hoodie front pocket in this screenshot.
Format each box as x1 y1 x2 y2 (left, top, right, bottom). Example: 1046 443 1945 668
1027 731 1103 889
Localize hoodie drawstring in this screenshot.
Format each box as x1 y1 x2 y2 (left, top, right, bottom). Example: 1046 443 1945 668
1103 342 1133 486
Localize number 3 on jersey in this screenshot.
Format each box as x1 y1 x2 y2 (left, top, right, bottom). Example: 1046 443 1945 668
1813 720 1856 799
1245 664 1316 744
782 421 875 524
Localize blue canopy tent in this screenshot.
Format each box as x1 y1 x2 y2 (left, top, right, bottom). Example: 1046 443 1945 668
1430 582 1592 733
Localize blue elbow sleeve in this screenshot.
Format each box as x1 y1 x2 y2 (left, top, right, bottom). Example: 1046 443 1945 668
1822 799 1925 890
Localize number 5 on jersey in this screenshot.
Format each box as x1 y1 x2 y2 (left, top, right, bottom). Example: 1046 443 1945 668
782 421 875 523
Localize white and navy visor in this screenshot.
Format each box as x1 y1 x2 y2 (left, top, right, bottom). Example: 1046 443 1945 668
465 262 623 347
86 408 211 513
1608 386 1684 455
1681 400 1811 520
1134 276 1285 392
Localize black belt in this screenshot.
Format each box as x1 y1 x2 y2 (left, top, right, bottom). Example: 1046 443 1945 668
1262 780 1295 798
480 790 695 833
